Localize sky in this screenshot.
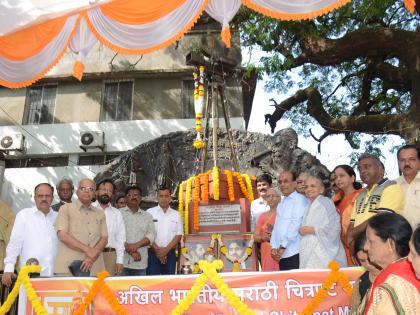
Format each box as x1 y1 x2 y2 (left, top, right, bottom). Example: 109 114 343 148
246 73 405 180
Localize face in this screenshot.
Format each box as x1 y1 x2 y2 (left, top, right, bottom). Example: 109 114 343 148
277 172 296 196
76 179 96 205
398 148 420 179
157 189 172 209
34 184 54 212
296 173 308 194
329 172 340 193
364 225 394 269
126 188 142 209
195 244 205 257
356 250 381 276
97 182 114 205
228 242 244 260
265 188 281 209
116 197 127 209
334 167 355 191
256 181 270 198
358 158 382 187
408 240 420 280
304 177 324 202
58 181 73 202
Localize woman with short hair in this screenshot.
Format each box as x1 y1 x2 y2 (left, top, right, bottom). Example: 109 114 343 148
299 175 347 269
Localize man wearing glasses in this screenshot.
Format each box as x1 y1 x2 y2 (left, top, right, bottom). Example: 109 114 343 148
54 178 108 276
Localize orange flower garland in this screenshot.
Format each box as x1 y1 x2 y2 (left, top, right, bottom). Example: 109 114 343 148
193 175 201 231
178 181 185 223
184 178 193 235
202 172 209 202
193 66 205 149
233 172 252 201
224 170 235 202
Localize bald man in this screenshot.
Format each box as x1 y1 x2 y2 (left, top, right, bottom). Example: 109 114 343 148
54 178 108 276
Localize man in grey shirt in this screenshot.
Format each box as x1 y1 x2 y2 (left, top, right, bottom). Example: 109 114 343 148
120 185 155 276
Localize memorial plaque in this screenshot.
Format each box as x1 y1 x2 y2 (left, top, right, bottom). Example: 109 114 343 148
187 198 250 234
199 204 241 226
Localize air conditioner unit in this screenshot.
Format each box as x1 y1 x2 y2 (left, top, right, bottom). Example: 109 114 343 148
0 133 25 155
79 131 105 151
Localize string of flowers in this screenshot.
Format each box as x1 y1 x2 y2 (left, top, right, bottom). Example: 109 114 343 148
178 181 185 224
224 169 235 202
74 271 128 315
193 66 205 149
199 260 256 315
233 172 252 202
298 261 352 315
180 234 218 274
193 175 201 231
0 265 47 315
243 174 255 201
212 166 220 200
184 178 193 235
202 172 209 202
218 235 254 272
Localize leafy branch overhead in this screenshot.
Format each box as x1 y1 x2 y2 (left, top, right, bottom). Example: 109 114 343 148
236 0 420 149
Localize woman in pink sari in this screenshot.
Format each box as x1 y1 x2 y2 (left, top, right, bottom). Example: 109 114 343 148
255 188 280 271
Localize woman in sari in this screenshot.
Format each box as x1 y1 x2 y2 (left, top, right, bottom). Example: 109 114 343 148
333 165 363 265
255 188 280 271
408 224 420 280
299 175 347 269
360 213 418 314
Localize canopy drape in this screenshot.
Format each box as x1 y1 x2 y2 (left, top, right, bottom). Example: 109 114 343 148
0 0 415 88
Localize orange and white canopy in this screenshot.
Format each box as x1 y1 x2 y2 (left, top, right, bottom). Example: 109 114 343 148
0 0 413 88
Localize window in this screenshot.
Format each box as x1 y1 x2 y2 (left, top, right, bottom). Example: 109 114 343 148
5 156 69 168
25 85 57 124
78 154 120 166
181 80 195 118
101 80 133 121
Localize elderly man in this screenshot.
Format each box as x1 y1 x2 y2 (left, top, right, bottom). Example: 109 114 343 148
395 145 420 228
54 178 108 276
92 179 126 276
347 153 405 247
120 185 155 276
270 171 309 270
2 183 58 286
52 178 74 212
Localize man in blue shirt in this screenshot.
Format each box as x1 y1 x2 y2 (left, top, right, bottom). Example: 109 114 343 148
270 171 309 270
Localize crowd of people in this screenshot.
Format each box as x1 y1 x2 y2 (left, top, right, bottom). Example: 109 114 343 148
1 144 420 312
252 144 420 312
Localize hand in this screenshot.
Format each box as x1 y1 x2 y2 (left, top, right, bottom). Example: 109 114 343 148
155 247 168 260
85 247 101 261
158 255 167 264
271 249 281 262
1 272 14 286
299 226 315 236
264 232 272 242
130 251 142 261
125 243 138 253
115 263 124 275
81 257 93 272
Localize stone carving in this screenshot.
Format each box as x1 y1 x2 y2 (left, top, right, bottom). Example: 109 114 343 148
95 128 330 202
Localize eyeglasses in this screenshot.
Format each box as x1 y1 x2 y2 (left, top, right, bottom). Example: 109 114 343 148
266 194 280 199
79 186 95 192
98 188 113 193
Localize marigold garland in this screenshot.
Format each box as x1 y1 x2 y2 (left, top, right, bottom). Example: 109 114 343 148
0 265 47 315
218 235 254 272
178 181 185 223
224 170 235 202
233 172 252 202
202 172 209 202
212 166 220 201
74 271 128 315
193 175 201 231
193 66 205 149
298 261 352 315
184 178 193 235
243 174 255 201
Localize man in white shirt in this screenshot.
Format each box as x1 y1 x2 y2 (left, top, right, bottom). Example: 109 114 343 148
92 179 126 276
2 183 58 286
147 186 183 275
396 144 420 228
250 174 272 231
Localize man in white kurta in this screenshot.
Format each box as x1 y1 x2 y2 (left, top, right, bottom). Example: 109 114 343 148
2 183 58 286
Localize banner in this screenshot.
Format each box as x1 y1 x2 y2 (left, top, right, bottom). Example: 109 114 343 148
20 268 363 314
